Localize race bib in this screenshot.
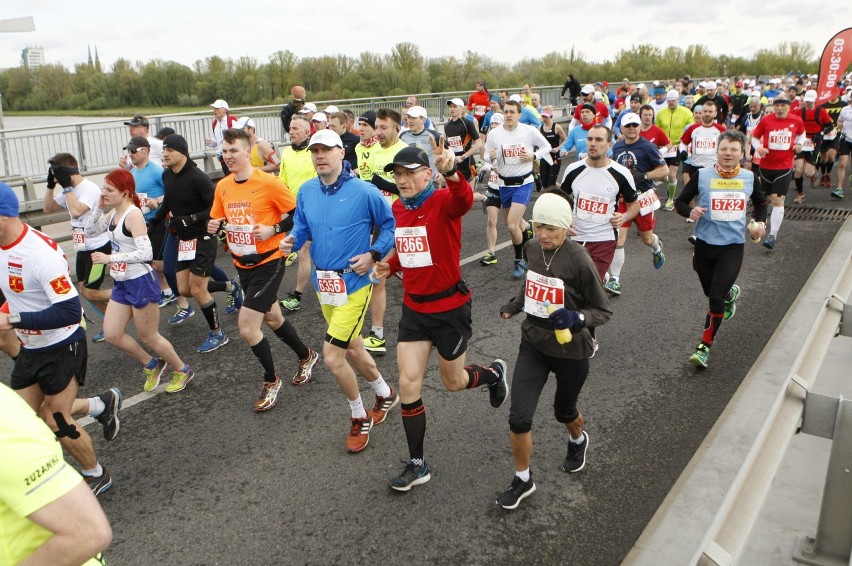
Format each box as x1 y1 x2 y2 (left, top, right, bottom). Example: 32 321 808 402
447 135 463 153
381 190 394 205
638 188 660 216
661 146 677 159
316 270 348 306
575 192 612 224
523 270 565 318
225 224 257 256
395 226 433 268
694 138 717 155
768 130 791 150
178 238 197 261
474 105 487 117
110 262 128 281
709 187 746 222
801 138 815 152
487 169 499 189
502 144 524 165
71 227 86 252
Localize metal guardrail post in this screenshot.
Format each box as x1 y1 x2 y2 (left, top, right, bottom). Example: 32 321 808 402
793 394 852 565
75 124 87 171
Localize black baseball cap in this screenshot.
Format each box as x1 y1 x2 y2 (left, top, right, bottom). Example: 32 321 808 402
155 127 176 140
124 115 149 128
123 136 150 151
383 146 430 172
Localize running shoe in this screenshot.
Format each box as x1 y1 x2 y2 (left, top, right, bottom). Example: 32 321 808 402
762 234 776 250
479 252 498 266
363 332 387 355
793 193 805 204
255 376 282 412
590 338 599 359
159 291 178 308
652 240 665 270
831 187 845 199
165 365 194 393
689 344 711 368
225 278 244 314
280 292 301 311
390 460 431 492
604 278 622 296
143 358 166 392
369 387 400 425
497 474 536 510
512 259 528 280
92 331 105 343
168 305 195 325
285 252 298 267
524 226 535 242
724 284 740 321
197 330 228 353
487 359 508 408
292 348 319 386
85 468 113 497
664 199 674 211
685 217 695 223
821 174 832 187
345 415 373 453
95 387 122 441
563 431 589 473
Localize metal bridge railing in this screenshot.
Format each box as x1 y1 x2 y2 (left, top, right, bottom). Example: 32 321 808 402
0 85 570 180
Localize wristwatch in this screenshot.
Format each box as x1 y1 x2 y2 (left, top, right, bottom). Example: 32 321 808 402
274 223 282 235
577 312 585 327
368 249 381 262
8 312 21 326
62 186 73 194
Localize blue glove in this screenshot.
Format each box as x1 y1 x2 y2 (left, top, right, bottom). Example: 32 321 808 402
548 307 580 330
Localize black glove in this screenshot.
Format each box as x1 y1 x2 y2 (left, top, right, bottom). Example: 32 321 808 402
51 165 75 189
679 150 688 162
548 308 581 330
370 173 400 195
46 167 56 189
812 133 823 145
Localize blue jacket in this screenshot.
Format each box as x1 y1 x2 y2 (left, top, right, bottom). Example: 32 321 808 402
291 174 395 295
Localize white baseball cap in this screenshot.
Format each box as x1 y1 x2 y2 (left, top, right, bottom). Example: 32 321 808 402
508 94 523 103
803 90 818 102
666 90 679 101
324 105 340 114
581 84 595 95
490 113 505 126
447 97 465 107
621 112 641 126
307 129 342 148
311 112 328 123
298 103 318 114
234 116 255 129
406 105 428 119
211 99 229 110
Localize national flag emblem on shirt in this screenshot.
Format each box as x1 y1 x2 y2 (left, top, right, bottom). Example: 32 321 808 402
9 276 24 293
8 262 22 276
49 275 72 295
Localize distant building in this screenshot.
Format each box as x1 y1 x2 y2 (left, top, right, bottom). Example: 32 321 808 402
21 46 45 69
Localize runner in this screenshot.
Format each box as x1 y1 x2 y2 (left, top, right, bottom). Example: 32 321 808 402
678 100 727 210
91 169 194 393
278 116 318 312
749 96 806 250
467 79 492 126
208 128 318 412
834 100 852 199
816 88 846 189
478 113 505 267
371 142 507 491
791 90 833 203
675 131 768 367
607 113 670 295
444 98 482 181
539 106 567 189
235 116 281 174
655 90 695 207
484 100 552 279
42 153 112 343
148 134 229 352
279 129 397 450
496 191 612 509
0 182 117 496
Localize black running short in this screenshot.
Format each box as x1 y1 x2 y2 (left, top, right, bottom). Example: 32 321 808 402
11 337 87 395
397 300 472 361
838 137 852 157
176 236 218 277
760 168 794 196
237 257 285 313
77 241 113 290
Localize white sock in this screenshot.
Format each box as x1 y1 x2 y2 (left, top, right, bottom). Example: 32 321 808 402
348 397 367 419
570 432 585 444
369 374 392 398
82 463 104 477
225 281 233 293
516 468 531 482
371 326 384 339
162 287 172 295
770 206 784 236
609 248 625 279
650 234 662 254
88 396 105 417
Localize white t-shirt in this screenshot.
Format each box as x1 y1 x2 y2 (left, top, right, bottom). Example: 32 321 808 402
838 106 852 139
562 159 637 242
52 178 110 250
0 225 81 349
484 123 552 181
147 136 164 167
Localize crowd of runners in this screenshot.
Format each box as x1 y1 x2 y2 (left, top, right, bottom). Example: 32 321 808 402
2 69 852 563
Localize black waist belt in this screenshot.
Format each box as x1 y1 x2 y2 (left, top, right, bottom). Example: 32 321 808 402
234 249 276 267
317 267 354 275
499 174 532 186
408 279 470 303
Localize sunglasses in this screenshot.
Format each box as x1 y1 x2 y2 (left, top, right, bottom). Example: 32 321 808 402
623 123 640 128
128 148 146 154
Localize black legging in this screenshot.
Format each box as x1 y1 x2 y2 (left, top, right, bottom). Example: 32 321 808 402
693 240 744 315
508 339 589 434
539 157 561 188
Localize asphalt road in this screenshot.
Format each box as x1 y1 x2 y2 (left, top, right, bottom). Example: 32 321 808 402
1 168 848 566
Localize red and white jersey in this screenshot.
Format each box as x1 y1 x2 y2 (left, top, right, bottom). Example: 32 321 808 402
681 122 727 168
751 113 806 171
0 224 80 349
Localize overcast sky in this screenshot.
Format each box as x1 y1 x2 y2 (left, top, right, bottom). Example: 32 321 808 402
1 1 845 74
